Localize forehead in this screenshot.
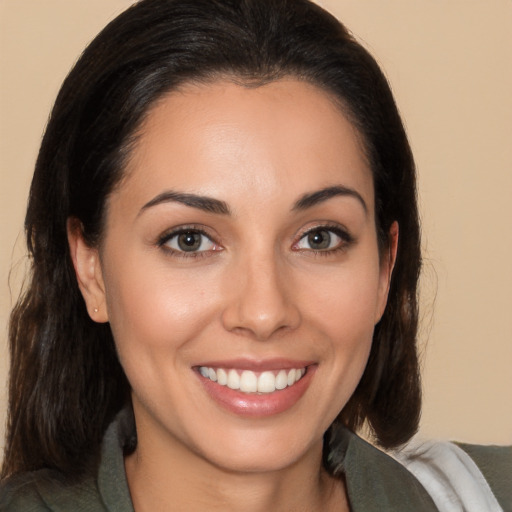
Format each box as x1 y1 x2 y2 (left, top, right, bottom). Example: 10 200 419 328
117 78 374 215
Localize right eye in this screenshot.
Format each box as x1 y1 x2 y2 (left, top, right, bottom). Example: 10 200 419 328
159 229 220 255
293 225 353 254
296 228 342 251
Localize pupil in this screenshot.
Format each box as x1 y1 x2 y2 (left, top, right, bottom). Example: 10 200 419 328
178 232 201 251
308 230 330 250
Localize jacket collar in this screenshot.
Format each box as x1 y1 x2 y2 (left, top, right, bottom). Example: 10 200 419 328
96 409 439 511
326 423 438 511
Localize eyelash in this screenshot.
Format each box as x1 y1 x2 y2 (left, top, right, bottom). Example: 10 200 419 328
157 225 221 259
293 224 355 256
156 223 354 259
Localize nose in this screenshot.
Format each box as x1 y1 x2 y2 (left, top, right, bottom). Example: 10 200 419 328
221 252 301 341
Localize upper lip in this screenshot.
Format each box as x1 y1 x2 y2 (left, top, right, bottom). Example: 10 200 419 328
194 358 315 371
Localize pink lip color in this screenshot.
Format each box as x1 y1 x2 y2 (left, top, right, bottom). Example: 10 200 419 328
196 363 317 418
196 358 315 372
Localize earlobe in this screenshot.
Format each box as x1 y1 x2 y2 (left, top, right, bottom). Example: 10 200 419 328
376 221 399 323
67 218 109 323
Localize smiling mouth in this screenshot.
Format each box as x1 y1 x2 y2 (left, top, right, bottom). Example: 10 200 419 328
198 366 307 394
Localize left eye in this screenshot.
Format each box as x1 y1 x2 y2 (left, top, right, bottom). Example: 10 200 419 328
296 228 343 251
163 230 217 253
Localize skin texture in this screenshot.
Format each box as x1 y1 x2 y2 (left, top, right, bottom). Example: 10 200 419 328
68 79 398 512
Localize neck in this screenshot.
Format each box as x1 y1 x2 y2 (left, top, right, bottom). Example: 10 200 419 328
125 428 348 512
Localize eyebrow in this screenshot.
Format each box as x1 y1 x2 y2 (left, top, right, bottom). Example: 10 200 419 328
140 184 367 217
140 191 231 216
292 185 368 214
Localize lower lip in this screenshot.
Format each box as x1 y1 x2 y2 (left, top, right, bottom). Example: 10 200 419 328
197 366 316 418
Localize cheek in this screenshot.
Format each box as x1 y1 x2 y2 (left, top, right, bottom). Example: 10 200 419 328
101 261 225 426
102 257 221 365
298 259 381 406
301 257 382 341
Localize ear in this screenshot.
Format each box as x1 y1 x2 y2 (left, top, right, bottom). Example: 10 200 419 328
67 217 109 323
375 221 399 323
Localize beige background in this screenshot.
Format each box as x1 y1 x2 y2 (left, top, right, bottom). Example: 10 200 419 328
1 0 511 462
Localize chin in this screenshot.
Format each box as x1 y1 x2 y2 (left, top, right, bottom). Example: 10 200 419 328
187 419 326 474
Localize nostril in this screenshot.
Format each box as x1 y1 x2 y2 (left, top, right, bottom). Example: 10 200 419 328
221 301 301 341
220 260 301 339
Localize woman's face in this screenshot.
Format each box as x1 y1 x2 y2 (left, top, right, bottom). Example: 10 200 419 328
75 79 395 473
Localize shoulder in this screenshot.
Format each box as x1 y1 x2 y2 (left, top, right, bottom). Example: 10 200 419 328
326 425 439 511
0 408 134 512
458 442 512 512
1 470 51 511
391 438 512 512
0 469 103 512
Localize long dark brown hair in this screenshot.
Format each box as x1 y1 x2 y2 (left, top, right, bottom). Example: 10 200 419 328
2 0 421 480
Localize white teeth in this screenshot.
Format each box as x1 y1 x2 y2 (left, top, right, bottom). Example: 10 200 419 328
257 371 275 393
217 368 228 385
208 367 217 382
275 370 288 390
240 370 258 392
199 366 307 394
227 369 240 390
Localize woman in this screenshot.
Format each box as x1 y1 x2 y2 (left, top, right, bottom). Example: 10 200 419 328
1 0 510 510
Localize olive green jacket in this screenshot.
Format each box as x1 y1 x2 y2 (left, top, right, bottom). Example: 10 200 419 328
1 409 510 511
